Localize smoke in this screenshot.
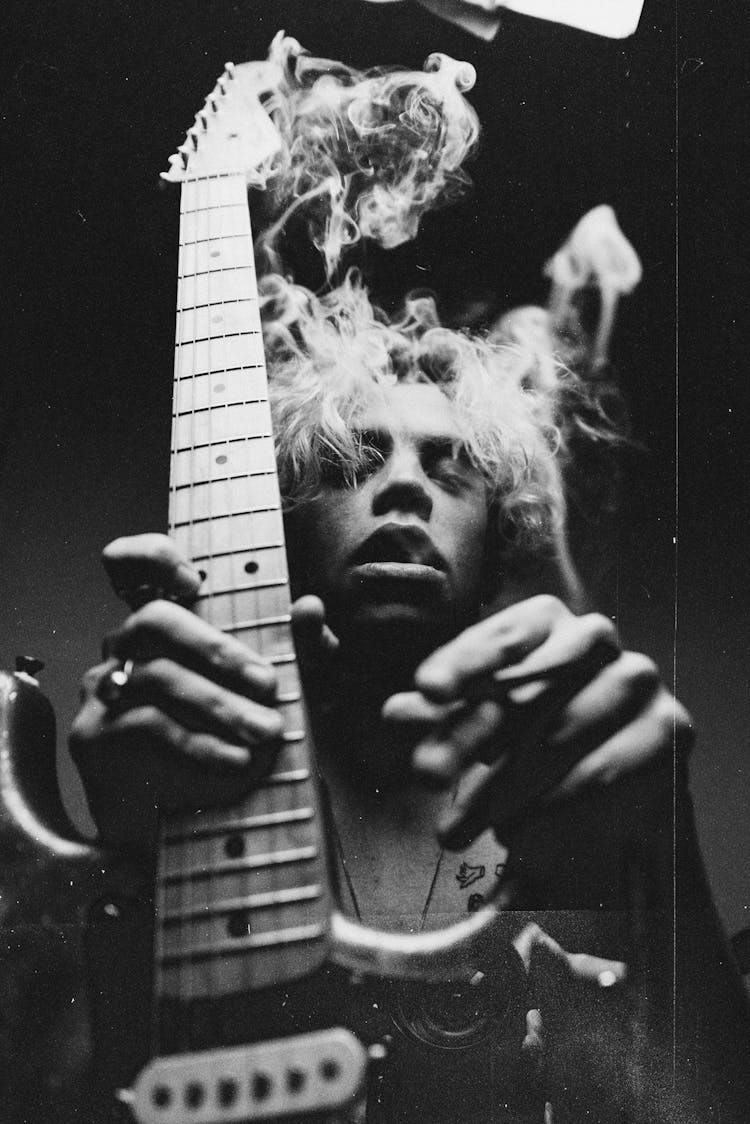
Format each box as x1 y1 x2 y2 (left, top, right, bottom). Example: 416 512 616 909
254 32 480 277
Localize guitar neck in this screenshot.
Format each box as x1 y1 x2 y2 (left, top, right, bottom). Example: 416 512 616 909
154 171 331 1003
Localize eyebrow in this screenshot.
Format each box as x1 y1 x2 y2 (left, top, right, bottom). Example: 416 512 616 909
352 428 466 454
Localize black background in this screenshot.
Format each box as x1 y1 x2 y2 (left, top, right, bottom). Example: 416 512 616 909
1 1 747 937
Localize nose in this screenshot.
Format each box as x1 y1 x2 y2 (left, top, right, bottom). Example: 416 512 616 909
371 445 433 522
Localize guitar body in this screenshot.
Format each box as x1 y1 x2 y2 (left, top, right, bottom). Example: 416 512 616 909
0 671 539 1124
0 668 153 1124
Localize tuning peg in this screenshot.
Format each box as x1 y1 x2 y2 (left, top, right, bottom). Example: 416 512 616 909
217 79 226 96
160 153 184 182
224 61 236 79
187 128 198 151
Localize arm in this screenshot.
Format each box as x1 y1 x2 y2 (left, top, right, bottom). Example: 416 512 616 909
385 594 750 1119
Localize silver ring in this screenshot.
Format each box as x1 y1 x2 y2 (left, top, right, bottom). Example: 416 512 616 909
99 659 134 705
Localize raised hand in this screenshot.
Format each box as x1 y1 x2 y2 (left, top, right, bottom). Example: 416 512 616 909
383 594 693 881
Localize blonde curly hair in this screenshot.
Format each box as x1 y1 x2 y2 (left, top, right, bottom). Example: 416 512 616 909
261 271 618 606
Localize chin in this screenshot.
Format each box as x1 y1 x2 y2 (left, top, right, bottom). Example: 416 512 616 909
339 603 451 669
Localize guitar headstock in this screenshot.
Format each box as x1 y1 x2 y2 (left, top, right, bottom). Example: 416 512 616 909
161 52 291 185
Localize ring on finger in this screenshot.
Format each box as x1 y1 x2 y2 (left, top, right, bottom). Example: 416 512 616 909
98 659 135 705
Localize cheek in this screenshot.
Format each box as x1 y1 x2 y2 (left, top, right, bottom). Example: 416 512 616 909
448 502 489 583
289 492 364 585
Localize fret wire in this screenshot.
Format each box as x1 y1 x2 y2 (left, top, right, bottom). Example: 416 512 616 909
158 845 319 885
189 544 283 562
176 333 261 348
172 398 267 417
172 508 280 527
181 203 246 214
178 265 255 280
180 233 249 246
172 475 279 491
163 806 313 842
196 612 292 629
178 297 250 311
173 435 271 453
175 365 262 382
158 923 326 965
194 581 288 600
161 885 323 923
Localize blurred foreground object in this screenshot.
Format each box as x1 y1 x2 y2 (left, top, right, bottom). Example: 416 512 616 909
362 0 645 41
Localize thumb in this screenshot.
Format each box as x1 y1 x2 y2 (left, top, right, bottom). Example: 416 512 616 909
291 596 340 668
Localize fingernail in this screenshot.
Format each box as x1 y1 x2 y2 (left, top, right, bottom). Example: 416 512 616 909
414 664 457 701
412 743 455 786
598 964 627 988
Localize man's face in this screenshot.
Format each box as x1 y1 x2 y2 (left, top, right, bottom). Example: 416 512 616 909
290 382 490 662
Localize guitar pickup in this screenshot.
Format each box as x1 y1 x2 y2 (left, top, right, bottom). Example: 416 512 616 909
121 1028 367 1122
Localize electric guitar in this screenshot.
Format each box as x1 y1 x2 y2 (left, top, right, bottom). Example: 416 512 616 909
0 43 532 1124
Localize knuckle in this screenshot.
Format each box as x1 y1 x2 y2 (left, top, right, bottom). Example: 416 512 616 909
529 594 567 621
80 665 103 699
651 691 688 745
124 600 178 647
673 700 696 751
69 712 94 754
619 651 659 690
579 612 618 647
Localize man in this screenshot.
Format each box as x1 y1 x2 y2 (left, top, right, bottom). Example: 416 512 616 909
70 274 750 1121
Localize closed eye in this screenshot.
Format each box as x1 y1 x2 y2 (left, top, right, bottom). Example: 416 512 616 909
422 439 475 492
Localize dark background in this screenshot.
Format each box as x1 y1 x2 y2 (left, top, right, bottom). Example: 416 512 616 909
1 2 747 938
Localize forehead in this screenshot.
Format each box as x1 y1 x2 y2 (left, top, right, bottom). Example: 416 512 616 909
356 381 462 441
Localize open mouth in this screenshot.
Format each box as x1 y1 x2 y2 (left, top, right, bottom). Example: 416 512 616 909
349 523 447 572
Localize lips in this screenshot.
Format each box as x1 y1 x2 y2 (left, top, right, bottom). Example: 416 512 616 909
349 523 447 572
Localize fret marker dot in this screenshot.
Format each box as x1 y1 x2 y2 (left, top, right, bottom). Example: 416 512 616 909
224 833 245 858
214 382 225 392
287 1069 306 1094
244 560 259 574
252 1074 272 1101
184 1082 205 1109
218 1080 238 1107
320 1059 340 1082
211 314 223 323
152 1085 172 1109
198 569 207 582
210 250 221 258
227 911 252 938
216 454 228 465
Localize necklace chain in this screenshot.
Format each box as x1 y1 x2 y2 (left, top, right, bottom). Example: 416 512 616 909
330 815 445 931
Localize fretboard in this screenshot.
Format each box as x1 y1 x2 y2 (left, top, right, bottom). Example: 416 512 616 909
154 171 331 1001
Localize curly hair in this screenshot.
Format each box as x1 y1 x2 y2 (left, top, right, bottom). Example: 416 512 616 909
261 271 619 603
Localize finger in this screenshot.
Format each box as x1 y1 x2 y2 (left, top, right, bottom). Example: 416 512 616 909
381 691 460 727
437 677 687 850
71 701 255 773
481 648 662 805
104 600 277 701
412 633 624 806
100 658 285 747
549 687 694 801
103 534 203 607
70 706 266 847
487 613 620 707
415 595 572 701
411 699 505 787
291 596 340 658
514 923 627 999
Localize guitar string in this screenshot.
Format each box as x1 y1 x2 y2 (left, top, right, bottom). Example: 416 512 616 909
206 166 218 1014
